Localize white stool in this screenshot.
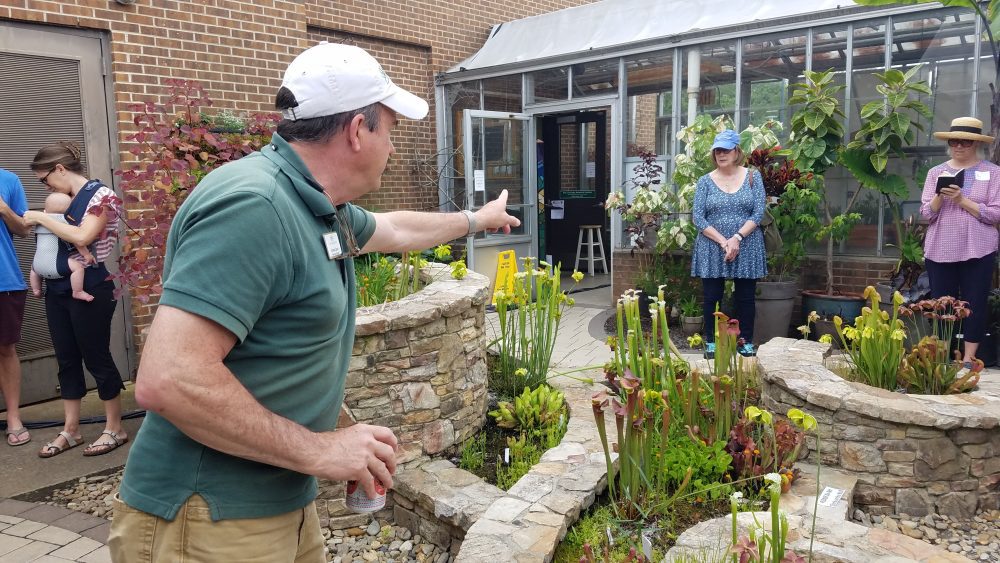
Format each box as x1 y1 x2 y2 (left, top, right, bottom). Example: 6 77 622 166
574 224 608 275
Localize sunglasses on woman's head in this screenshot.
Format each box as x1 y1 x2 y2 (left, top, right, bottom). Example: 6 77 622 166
713 147 735 155
948 139 975 148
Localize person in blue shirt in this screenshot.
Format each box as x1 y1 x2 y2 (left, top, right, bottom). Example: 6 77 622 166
690 130 767 359
0 168 31 446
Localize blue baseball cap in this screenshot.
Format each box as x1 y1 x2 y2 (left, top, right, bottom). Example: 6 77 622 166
711 129 741 151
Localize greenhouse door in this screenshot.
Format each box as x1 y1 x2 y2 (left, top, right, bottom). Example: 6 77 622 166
461 110 535 294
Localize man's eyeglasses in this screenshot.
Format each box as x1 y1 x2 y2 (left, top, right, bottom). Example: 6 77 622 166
333 205 361 260
39 169 56 186
948 139 975 148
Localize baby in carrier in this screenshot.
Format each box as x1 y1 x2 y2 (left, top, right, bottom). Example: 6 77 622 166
30 192 96 302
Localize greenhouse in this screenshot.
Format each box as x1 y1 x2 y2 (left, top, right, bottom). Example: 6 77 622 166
434 0 990 299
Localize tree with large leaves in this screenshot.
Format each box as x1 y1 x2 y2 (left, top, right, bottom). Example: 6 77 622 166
853 0 1000 163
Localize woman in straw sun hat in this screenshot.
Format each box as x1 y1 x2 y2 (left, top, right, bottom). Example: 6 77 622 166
920 116 1000 367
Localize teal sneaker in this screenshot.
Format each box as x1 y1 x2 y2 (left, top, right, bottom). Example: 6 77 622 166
738 343 756 357
704 342 716 359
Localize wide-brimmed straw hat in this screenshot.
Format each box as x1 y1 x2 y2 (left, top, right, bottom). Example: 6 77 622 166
933 117 994 143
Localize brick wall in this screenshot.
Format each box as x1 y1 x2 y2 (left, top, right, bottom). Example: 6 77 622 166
0 0 599 348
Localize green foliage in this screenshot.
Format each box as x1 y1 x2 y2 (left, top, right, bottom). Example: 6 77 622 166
767 182 821 279
787 70 845 175
660 439 733 500
899 336 983 394
491 259 580 397
458 433 486 472
672 114 734 209
847 66 932 173
554 504 646 563
679 296 700 318
495 433 543 490
116 79 278 302
489 385 567 444
833 286 907 390
355 252 426 307
897 295 982 393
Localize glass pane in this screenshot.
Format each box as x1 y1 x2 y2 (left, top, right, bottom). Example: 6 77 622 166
445 81 480 211
558 121 581 194
741 32 808 133
572 58 618 98
625 49 673 157
891 7 977 142
531 67 568 103
472 206 529 239
483 75 522 113
809 26 848 134
470 117 526 208
849 19 887 133
680 41 737 128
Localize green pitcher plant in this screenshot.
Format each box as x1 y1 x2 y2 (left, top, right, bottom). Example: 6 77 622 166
833 286 906 391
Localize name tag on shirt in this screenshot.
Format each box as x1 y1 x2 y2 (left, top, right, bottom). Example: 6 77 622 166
322 232 343 260
976 170 991 181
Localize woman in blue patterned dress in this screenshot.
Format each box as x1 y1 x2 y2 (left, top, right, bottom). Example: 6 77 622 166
691 129 767 358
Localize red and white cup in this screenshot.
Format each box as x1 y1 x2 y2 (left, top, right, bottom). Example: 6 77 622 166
345 479 387 513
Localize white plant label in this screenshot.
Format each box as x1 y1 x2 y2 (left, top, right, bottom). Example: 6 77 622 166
641 534 652 560
504 448 510 464
606 526 614 546
818 486 844 507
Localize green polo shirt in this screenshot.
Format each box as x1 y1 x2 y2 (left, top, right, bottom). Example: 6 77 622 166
119 133 376 521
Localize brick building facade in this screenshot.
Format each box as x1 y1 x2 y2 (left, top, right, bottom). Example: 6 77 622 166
0 0 599 354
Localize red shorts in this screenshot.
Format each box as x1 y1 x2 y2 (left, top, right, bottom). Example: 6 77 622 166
0 290 27 346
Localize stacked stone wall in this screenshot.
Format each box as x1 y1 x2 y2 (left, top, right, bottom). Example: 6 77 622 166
317 264 492 531
758 338 1000 518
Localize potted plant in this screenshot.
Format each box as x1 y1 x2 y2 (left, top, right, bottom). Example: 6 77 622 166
747 144 821 343
787 70 864 320
679 295 702 336
606 149 675 315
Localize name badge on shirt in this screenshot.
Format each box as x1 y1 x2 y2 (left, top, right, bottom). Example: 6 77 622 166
322 232 343 260
976 170 991 181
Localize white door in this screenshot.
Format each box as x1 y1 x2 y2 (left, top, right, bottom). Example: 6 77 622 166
461 110 535 291
0 23 132 404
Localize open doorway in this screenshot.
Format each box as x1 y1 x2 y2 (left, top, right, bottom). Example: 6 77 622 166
537 109 611 302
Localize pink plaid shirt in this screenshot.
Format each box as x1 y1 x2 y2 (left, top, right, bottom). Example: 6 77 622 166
920 160 1000 263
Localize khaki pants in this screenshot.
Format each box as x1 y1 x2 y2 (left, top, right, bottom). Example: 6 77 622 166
108 494 324 563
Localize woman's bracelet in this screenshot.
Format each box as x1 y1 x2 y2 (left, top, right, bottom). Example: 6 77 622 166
733 232 744 242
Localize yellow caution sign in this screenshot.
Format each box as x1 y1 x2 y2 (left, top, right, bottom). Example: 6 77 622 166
492 250 517 305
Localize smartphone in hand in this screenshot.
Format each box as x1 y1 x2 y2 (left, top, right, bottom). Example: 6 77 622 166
936 169 965 194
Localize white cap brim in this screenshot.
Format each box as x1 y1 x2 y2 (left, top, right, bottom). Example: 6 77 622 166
381 85 428 120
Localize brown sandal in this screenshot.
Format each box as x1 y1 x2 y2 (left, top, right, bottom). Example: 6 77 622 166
38 431 84 458
83 430 128 457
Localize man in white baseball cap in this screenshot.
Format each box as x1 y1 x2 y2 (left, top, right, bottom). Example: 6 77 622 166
111 43 519 561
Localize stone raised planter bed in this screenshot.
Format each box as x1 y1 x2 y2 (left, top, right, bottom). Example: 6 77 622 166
758 338 1000 518
318 264 493 530
346 263 492 463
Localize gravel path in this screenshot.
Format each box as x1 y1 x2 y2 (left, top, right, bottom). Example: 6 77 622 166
854 509 1000 562
37 468 451 562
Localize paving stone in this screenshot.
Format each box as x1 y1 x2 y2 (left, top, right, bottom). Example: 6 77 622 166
78 545 112 563
77 522 110 544
0 500 35 518
48 536 104 561
0 535 32 557
48 512 109 534
0 540 59 562
1 520 47 538
14 505 75 525
26 524 81 546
